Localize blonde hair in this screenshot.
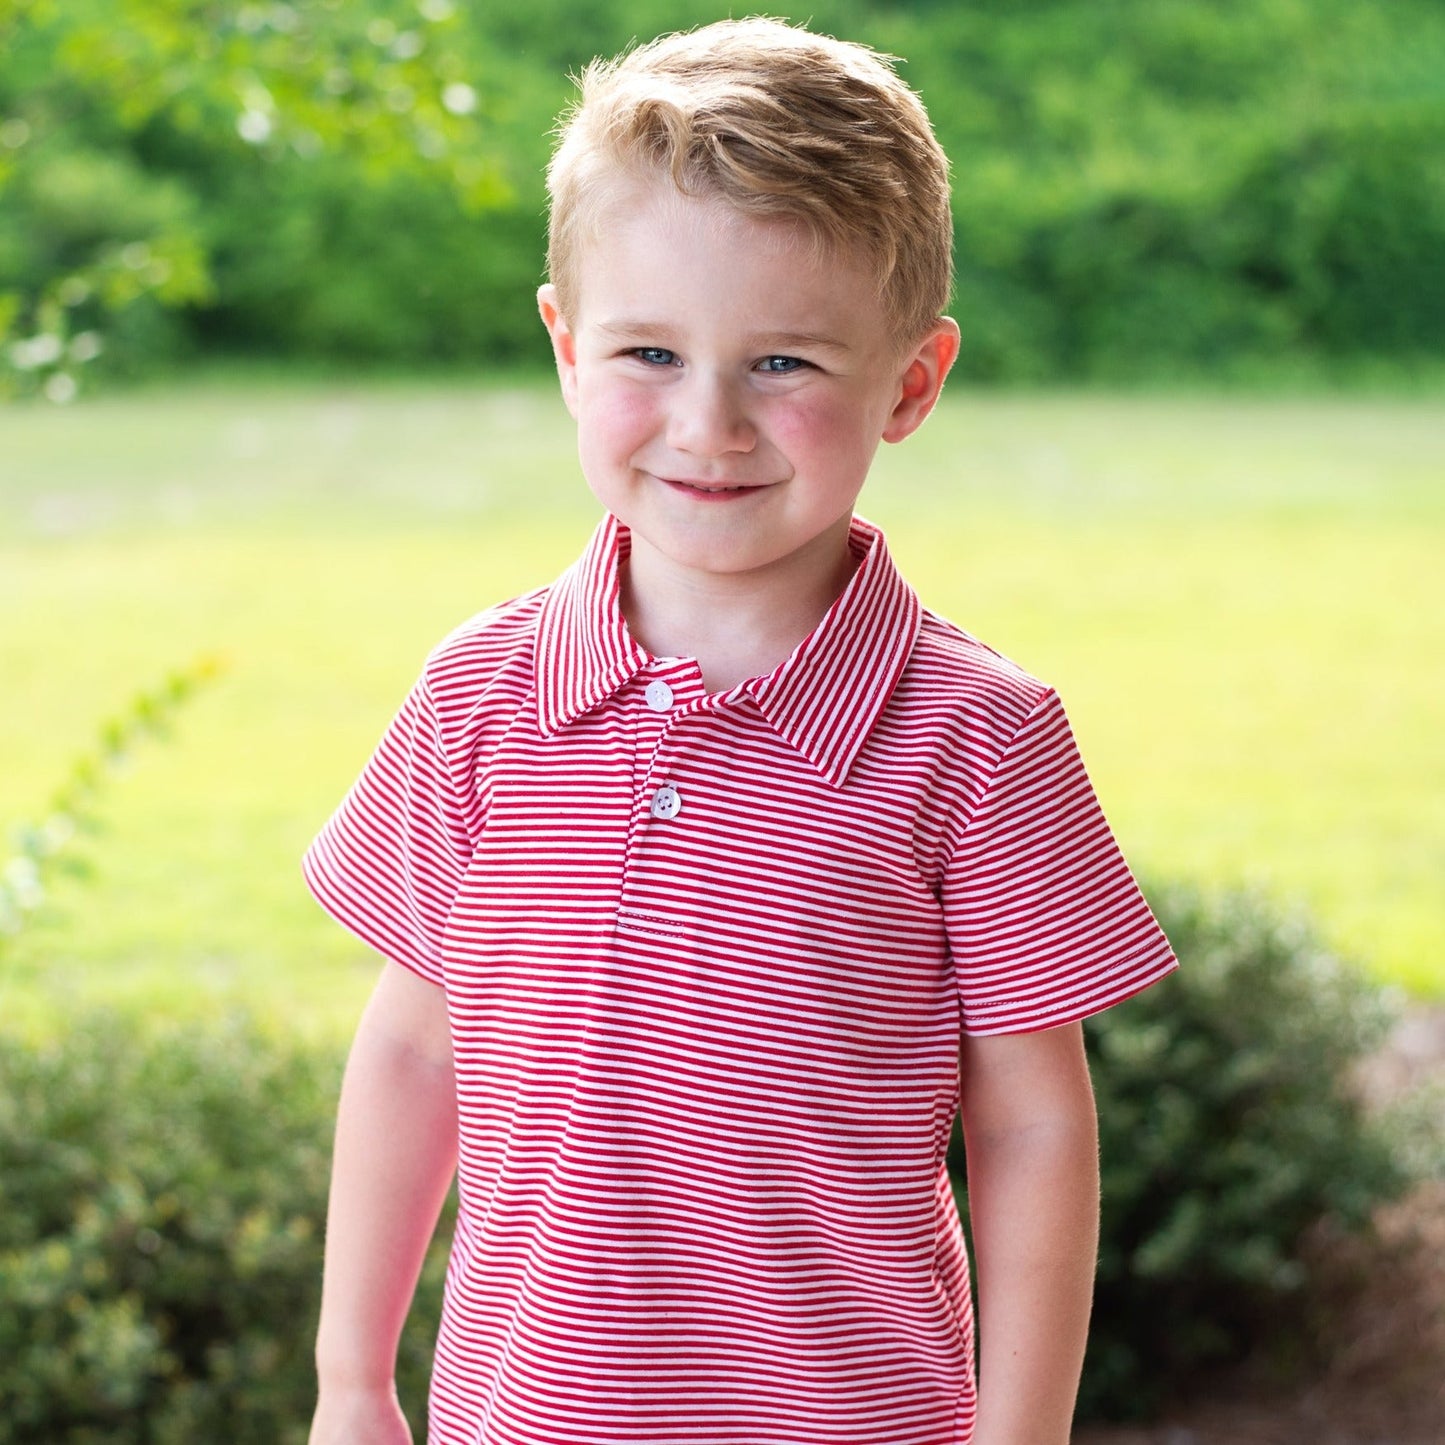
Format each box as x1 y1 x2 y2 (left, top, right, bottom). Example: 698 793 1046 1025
545 17 953 342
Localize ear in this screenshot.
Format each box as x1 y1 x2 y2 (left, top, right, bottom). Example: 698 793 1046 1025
537 284 580 419
881 317 961 445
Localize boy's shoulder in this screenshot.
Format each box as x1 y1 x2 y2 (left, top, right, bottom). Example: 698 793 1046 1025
906 605 1055 723
417 584 551 707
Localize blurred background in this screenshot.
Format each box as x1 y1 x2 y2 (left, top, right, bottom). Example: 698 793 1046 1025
1 2 1442 1442
6 0 1445 392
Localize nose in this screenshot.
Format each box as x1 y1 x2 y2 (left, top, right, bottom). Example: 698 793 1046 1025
665 372 756 457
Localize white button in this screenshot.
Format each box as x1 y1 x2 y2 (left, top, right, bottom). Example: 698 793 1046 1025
650 785 682 820
645 680 674 712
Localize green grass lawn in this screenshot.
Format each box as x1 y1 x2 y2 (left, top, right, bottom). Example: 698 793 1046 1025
3 377 1442 1039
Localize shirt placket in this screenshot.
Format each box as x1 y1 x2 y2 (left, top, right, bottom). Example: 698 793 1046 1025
616 658 707 937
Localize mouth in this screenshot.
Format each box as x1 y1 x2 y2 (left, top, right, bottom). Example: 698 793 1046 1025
661 478 769 495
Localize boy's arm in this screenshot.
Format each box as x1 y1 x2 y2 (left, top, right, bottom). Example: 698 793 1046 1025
958 1020 1100 1445
309 960 459 1445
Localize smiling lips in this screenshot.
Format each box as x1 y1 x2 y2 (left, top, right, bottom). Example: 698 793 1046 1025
662 477 771 496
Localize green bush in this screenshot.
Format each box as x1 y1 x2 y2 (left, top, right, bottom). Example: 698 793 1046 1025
946 883 1415 1418
1080 884 1410 1416
0 1014 450 1444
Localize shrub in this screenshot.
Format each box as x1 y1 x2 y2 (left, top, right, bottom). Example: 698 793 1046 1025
0 1014 450 1444
952 881 1415 1420
1082 884 1415 1414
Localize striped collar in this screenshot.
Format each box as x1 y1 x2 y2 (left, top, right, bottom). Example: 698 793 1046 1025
534 512 922 789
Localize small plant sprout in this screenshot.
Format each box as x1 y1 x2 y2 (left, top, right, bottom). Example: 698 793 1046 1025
0 654 227 947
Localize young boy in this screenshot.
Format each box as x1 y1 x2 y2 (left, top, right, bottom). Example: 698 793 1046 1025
304 19 1177 1445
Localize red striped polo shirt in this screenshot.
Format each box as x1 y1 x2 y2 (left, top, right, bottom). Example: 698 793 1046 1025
304 512 1178 1445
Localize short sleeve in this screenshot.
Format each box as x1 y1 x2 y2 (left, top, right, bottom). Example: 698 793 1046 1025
302 672 472 987
942 689 1177 1036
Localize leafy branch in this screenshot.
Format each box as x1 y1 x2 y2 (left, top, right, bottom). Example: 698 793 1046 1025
0 653 226 944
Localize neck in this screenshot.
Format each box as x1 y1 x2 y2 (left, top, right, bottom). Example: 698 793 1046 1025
619 521 859 692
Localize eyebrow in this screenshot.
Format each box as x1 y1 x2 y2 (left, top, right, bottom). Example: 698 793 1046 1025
595 321 853 355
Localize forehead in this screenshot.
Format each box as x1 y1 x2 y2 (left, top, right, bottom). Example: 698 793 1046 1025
570 179 886 332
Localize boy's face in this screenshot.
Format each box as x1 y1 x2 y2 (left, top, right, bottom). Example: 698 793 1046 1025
539 184 958 594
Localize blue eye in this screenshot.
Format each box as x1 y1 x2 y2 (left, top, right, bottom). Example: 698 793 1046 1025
633 347 677 366
758 356 806 374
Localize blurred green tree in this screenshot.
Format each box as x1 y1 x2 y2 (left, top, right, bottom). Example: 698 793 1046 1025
3 0 1443 388
0 0 504 398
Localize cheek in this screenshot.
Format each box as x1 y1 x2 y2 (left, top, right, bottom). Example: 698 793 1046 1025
577 379 659 463
768 393 873 464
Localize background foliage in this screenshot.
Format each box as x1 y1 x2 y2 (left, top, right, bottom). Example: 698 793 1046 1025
4 0 1445 394
1078 885 1422 1414
940 883 1422 1418
0 1013 450 1444
0 656 223 945
0 0 508 397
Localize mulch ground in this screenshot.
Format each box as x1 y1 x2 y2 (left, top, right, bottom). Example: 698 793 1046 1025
1075 1007 1445 1445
